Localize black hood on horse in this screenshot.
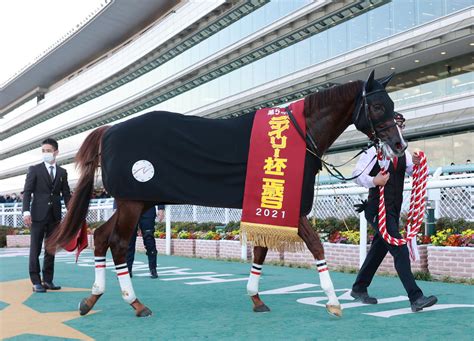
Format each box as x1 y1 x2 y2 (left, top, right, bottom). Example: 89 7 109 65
101 111 321 215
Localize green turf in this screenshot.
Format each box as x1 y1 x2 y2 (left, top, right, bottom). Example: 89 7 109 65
1 248 473 340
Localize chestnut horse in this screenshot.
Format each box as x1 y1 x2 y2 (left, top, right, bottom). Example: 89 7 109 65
47 71 406 318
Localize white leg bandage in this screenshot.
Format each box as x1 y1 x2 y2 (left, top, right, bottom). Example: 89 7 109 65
316 260 339 306
92 257 106 295
247 263 262 296
115 263 136 304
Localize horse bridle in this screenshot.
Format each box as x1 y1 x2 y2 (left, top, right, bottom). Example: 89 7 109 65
352 87 397 142
286 86 396 181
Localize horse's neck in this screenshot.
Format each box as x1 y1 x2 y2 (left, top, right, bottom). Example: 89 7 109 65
305 83 362 155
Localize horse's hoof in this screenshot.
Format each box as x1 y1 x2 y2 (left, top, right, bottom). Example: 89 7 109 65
326 304 342 318
79 298 92 316
253 304 271 313
136 306 153 317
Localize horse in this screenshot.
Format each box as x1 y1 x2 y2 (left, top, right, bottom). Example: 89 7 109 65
47 70 406 318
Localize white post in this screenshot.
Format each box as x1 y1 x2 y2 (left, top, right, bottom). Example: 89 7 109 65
0 204 4 225
358 194 367 268
359 212 367 268
13 203 18 227
165 206 171 255
241 233 247 261
224 208 229 224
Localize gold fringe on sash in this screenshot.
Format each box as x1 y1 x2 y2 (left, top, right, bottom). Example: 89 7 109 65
240 222 305 252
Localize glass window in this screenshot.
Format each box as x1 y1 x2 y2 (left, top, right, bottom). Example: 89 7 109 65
393 0 416 33
294 38 310 71
417 0 443 24
321 132 474 178
328 22 348 57
368 4 391 43
348 14 368 50
446 0 474 13
410 133 474 167
310 31 328 65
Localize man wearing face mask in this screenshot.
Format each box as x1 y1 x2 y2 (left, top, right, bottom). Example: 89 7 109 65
22 138 71 293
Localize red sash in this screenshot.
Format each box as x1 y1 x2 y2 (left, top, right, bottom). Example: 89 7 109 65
241 100 306 251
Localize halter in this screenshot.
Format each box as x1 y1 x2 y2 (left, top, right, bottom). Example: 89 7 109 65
352 87 397 141
286 85 395 181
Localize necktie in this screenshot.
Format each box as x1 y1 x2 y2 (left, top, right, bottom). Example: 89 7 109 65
49 166 54 182
392 157 398 169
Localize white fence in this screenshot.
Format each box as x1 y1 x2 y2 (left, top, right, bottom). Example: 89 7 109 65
1 173 472 228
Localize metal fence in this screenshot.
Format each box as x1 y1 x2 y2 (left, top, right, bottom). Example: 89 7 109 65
1 173 473 228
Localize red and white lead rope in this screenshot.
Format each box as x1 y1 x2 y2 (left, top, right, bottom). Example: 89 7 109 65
376 149 428 260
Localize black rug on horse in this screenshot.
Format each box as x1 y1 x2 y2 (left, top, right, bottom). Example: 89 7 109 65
101 111 320 215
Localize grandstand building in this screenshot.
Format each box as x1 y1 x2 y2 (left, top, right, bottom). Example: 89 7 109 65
1 0 473 195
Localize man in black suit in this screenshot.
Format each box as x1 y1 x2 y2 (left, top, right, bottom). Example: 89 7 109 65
350 114 437 312
22 138 71 293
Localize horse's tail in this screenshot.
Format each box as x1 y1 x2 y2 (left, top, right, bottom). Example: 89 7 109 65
47 126 110 253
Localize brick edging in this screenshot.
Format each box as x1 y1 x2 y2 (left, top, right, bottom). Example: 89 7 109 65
6 235 473 279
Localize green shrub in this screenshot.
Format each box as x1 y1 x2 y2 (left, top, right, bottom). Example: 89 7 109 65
413 271 432 281
0 226 9 248
87 221 105 231
435 217 474 234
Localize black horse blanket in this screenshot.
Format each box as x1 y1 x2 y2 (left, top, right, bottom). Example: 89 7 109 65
101 111 320 215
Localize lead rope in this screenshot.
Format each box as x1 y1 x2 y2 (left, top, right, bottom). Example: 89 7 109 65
376 149 428 260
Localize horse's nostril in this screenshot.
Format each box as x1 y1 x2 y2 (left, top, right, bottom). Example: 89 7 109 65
395 142 402 150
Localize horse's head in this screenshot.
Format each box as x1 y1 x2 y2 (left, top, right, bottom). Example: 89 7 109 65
353 70 407 157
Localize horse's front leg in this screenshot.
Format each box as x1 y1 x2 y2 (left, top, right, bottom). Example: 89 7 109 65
298 216 342 317
109 201 152 317
79 213 116 316
247 246 270 312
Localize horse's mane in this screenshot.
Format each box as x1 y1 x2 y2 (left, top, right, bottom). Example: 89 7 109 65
304 80 363 117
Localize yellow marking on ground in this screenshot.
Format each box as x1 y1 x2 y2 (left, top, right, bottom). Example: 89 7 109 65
0 278 97 340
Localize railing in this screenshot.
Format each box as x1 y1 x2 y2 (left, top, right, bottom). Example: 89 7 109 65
1 173 472 228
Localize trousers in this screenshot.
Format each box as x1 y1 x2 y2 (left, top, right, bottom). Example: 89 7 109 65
127 213 157 271
352 213 423 303
29 210 58 284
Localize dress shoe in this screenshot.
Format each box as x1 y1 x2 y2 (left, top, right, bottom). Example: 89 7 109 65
411 295 438 312
150 269 158 279
350 290 378 304
42 282 61 290
33 284 46 293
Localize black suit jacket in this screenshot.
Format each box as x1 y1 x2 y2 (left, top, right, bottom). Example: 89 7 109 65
22 163 71 222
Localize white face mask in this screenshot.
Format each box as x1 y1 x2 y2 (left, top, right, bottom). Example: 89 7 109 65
43 152 55 163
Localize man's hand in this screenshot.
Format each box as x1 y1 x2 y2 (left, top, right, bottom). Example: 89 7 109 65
373 172 390 186
23 215 32 227
412 152 421 165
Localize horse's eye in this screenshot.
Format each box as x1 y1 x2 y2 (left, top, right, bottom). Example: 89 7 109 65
371 104 385 114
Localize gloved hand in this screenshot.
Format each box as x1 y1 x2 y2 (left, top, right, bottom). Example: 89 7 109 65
354 199 367 213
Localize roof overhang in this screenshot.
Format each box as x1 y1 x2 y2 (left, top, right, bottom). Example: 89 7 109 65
0 0 179 114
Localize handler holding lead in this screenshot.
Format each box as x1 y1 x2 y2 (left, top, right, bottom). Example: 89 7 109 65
350 113 437 312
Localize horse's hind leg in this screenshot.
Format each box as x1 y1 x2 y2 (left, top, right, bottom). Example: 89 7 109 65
298 216 342 317
79 212 117 316
247 246 270 312
109 200 152 317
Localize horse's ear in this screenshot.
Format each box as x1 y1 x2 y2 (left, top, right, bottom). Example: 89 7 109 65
365 70 375 92
377 73 395 88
